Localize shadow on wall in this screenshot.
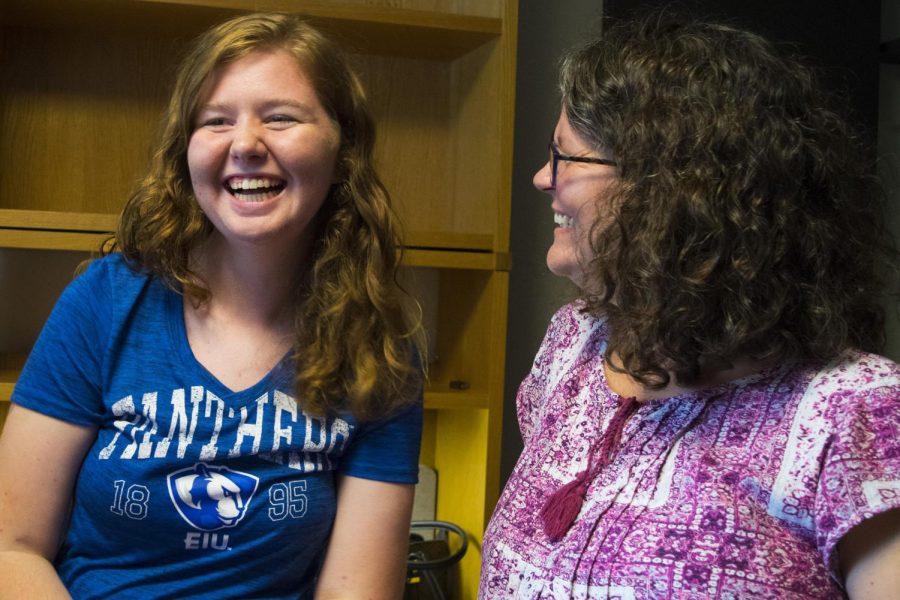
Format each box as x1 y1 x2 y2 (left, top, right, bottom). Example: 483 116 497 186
880 0 900 363
501 0 603 486
0 249 90 355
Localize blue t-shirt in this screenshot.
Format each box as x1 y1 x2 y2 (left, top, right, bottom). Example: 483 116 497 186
12 253 422 599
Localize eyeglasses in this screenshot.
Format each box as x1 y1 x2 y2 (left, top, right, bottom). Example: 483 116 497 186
548 141 617 188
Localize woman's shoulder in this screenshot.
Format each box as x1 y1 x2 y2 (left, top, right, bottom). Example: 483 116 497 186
544 300 606 346
78 252 145 280
62 253 163 322
768 350 900 437
523 302 606 397
73 252 155 293
807 349 900 395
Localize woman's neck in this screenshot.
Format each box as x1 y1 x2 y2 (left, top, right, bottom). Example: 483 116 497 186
190 234 305 330
603 352 772 402
182 235 307 392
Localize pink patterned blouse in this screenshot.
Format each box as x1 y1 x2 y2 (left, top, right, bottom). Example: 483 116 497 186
481 303 900 599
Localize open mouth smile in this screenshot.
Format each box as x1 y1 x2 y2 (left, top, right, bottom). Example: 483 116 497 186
224 176 286 202
554 212 575 228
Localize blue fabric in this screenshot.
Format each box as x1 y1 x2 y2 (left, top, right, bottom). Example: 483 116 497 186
12 253 422 599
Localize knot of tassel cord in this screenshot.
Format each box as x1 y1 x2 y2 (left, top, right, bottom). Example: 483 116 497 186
539 471 590 542
538 396 638 542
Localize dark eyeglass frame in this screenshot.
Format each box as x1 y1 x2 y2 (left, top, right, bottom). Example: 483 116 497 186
548 141 617 188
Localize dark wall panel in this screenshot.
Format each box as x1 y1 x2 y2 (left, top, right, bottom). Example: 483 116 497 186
603 0 881 138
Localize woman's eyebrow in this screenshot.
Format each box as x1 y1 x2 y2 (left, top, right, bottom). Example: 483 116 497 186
259 98 316 112
197 99 316 112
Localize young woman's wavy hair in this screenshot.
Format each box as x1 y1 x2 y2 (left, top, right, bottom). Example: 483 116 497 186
560 10 900 388
113 13 422 420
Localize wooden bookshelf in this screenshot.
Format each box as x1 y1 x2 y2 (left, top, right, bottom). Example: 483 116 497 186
0 1 516 595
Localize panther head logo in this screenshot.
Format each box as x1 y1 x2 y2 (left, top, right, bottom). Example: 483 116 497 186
167 463 259 531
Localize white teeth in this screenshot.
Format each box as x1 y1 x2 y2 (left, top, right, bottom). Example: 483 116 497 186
230 176 280 191
226 176 285 201
223 176 284 203
554 213 575 228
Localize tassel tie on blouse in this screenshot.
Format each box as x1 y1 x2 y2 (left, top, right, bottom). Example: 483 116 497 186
540 396 639 542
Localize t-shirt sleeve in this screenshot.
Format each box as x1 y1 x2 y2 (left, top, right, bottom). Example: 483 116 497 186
814 357 900 579
339 388 424 485
11 259 113 426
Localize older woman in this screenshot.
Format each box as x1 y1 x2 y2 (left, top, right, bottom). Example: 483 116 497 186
481 12 900 600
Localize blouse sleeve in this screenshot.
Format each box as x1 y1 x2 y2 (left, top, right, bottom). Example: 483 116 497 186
814 354 900 579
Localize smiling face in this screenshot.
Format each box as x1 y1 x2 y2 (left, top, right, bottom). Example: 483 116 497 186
187 49 340 252
533 110 618 289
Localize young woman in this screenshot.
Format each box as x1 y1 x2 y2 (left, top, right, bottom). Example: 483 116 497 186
0 13 423 599
481 12 900 599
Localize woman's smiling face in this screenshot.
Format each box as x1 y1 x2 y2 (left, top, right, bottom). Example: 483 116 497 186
187 48 341 250
533 110 618 289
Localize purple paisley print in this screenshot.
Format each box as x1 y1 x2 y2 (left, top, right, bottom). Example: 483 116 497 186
480 303 900 599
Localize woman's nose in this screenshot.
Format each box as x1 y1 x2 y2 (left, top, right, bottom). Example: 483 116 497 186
230 122 268 161
533 159 553 192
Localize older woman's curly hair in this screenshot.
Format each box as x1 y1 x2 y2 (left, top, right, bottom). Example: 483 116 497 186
112 13 422 420
561 11 900 388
